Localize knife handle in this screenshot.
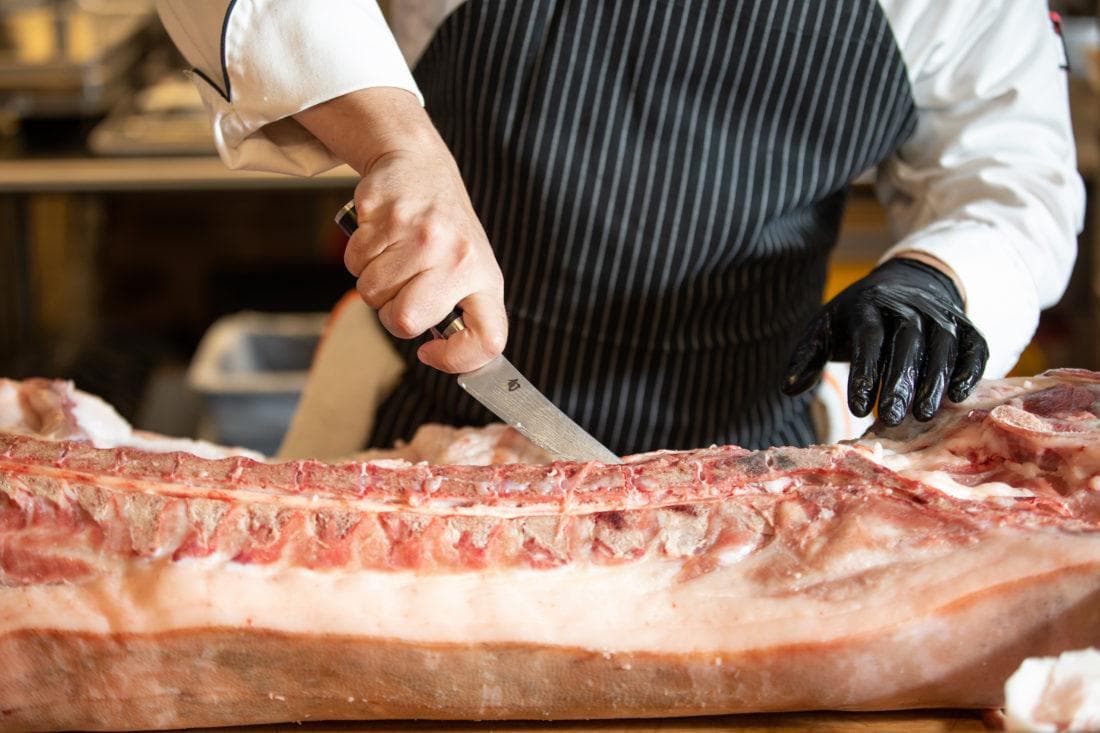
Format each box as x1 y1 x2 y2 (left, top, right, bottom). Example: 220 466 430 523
335 200 466 340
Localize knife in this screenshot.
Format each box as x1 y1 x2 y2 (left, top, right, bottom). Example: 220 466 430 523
335 201 621 464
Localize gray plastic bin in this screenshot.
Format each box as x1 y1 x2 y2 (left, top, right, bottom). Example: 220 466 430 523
187 312 326 456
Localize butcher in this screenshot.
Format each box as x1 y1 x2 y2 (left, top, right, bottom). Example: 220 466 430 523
155 0 1083 455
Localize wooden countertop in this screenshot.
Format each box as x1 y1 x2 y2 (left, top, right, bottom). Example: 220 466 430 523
190 710 992 733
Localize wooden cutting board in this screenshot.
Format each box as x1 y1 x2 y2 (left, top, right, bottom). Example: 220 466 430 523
194 710 993 732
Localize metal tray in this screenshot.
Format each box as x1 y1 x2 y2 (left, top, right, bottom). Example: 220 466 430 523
0 2 155 116
88 72 215 155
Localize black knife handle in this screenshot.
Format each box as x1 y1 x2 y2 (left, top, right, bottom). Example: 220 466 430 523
334 200 359 238
335 200 466 340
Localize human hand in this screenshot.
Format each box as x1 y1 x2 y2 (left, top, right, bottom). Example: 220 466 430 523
344 144 507 373
295 87 507 374
782 257 989 426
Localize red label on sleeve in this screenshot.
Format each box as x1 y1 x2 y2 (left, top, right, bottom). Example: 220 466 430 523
1050 11 1069 72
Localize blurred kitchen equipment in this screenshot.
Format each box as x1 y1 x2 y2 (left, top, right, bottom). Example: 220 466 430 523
0 0 156 118
88 68 214 154
187 311 326 456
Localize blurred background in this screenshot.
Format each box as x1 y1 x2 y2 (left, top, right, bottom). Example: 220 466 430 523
0 0 1097 453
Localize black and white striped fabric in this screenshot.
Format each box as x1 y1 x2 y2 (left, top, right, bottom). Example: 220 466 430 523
369 0 917 455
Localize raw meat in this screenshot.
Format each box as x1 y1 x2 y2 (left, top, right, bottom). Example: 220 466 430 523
2 371 1100 731
352 423 554 466
0 378 261 461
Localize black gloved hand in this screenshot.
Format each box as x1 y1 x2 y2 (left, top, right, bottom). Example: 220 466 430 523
782 257 989 426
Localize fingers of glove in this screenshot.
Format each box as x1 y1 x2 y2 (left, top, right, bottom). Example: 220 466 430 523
846 302 886 417
913 325 957 422
877 314 924 426
417 291 508 374
782 312 832 396
948 322 990 403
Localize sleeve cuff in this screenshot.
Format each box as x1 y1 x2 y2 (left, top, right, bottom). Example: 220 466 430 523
194 0 423 176
881 223 1040 379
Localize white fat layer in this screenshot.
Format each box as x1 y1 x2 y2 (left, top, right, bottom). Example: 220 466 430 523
909 471 1037 501
69 393 132 448
70 394 261 460
3 533 1098 655
717 543 755 565
869 441 1038 501
762 479 790 494
1005 648 1100 733
0 382 21 431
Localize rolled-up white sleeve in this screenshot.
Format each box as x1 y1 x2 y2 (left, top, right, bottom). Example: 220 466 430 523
155 0 422 175
876 0 1085 378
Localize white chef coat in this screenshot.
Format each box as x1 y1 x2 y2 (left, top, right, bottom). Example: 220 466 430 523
155 0 1086 383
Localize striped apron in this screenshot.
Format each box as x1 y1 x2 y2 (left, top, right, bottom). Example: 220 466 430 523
369 0 917 454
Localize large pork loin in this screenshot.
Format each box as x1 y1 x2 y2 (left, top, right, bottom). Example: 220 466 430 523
1 371 1099 730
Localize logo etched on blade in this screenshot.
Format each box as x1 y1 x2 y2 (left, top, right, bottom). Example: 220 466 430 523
507 379 521 392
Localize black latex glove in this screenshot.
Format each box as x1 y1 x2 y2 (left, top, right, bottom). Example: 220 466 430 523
782 258 989 426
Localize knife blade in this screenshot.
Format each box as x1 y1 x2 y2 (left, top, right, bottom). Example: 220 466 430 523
455 355 621 464
335 201 621 464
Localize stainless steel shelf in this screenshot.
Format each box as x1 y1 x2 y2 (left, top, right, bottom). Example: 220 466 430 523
0 156 359 192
